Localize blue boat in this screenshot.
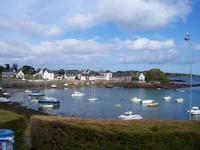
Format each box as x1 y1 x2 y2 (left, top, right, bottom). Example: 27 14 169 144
38 97 60 104
29 92 45 97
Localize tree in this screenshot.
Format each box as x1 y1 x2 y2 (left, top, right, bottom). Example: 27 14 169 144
22 65 36 75
4 64 10 70
145 69 169 83
12 63 18 71
0 65 5 74
58 69 65 76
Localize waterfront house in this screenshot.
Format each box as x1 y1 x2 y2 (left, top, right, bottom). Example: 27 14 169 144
89 76 96 81
16 70 25 79
64 73 76 80
43 70 54 81
80 76 86 81
139 73 146 83
95 72 112 81
1 70 15 78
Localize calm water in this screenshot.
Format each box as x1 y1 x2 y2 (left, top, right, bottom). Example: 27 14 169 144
9 85 200 120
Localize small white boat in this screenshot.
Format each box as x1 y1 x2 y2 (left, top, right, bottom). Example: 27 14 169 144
176 98 184 103
24 89 32 93
0 87 3 90
163 96 172 101
41 104 54 108
2 92 10 96
157 88 161 90
88 97 98 102
31 99 38 103
0 97 10 102
51 84 57 88
130 97 142 102
177 89 185 93
141 100 154 104
119 111 143 120
188 107 200 115
71 91 84 97
64 83 69 86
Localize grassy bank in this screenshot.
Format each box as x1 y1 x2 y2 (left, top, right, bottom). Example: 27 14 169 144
31 115 200 150
0 109 27 150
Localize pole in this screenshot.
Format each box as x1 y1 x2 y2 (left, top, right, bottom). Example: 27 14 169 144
184 32 192 119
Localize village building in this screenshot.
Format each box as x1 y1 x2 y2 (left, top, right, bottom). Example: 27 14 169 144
139 73 146 83
1 70 15 78
16 70 25 79
43 70 54 80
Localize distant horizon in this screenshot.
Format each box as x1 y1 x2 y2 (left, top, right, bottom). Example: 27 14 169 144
0 1 200 74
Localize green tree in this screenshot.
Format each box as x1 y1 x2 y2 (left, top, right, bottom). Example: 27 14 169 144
145 69 169 83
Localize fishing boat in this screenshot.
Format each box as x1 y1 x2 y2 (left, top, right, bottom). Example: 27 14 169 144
0 97 10 102
148 102 159 107
29 92 45 98
24 89 32 93
163 96 172 101
71 91 84 97
38 97 60 104
176 98 184 103
118 111 143 120
188 107 200 115
141 100 154 104
51 84 57 88
2 92 10 96
130 97 142 102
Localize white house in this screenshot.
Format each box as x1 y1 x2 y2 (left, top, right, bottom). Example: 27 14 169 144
43 70 54 81
139 73 145 82
80 76 86 81
16 70 25 79
89 76 96 81
96 73 112 81
38 69 43 76
64 74 76 80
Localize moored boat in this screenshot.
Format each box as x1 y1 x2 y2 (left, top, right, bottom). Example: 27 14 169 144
71 91 84 97
163 96 172 101
176 98 184 103
0 97 10 102
29 92 45 97
88 97 98 102
187 107 200 115
24 89 32 93
118 111 143 120
130 97 142 102
148 102 159 107
38 97 60 104
141 100 154 104
51 84 57 88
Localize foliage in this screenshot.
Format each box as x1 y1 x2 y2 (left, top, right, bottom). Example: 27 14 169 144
0 110 27 150
4 64 10 70
31 115 200 150
0 65 5 74
12 63 18 72
145 69 169 83
58 69 65 76
22 65 36 75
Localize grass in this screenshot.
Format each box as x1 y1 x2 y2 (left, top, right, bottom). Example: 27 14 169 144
0 109 27 150
31 115 200 150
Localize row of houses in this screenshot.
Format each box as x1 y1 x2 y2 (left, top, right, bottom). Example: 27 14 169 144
1 69 146 82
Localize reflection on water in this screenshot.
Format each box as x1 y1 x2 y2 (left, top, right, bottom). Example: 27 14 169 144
10 86 200 120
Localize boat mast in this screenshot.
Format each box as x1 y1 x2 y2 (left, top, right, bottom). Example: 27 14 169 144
184 32 192 119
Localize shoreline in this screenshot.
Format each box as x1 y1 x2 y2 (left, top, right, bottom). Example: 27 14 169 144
1 78 200 89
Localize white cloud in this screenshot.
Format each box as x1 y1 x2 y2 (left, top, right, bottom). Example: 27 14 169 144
119 49 180 64
0 39 110 66
0 16 62 36
65 0 192 30
123 38 176 50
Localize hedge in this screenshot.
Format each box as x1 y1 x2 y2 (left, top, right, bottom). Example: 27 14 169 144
31 115 200 150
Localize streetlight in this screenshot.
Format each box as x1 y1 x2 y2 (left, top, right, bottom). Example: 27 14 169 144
184 32 192 119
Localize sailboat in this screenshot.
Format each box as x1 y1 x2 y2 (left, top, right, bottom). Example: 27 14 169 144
88 84 98 102
71 85 84 97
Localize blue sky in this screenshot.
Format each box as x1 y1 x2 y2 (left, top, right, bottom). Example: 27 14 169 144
0 0 200 74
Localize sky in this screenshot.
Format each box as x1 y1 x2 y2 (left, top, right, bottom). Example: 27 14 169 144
0 0 200 74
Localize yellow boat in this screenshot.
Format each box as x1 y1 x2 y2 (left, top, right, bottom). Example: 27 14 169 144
148 102 159 107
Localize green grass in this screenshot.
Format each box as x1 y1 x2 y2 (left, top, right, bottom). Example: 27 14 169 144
31 115 200 150
0 109 27 150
